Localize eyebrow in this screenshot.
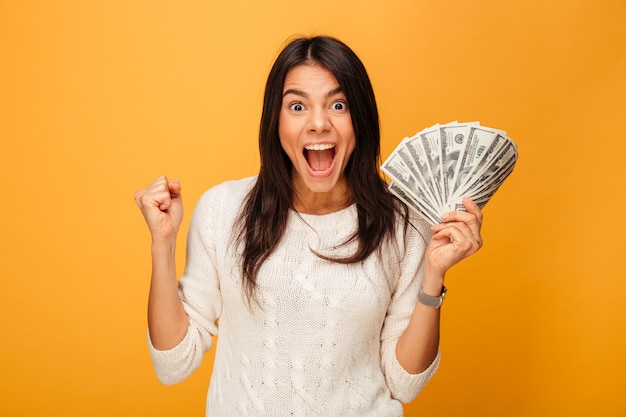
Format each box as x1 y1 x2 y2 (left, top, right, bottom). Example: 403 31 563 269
282 86 343 99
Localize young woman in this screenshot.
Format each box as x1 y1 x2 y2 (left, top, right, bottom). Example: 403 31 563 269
135 35 483 416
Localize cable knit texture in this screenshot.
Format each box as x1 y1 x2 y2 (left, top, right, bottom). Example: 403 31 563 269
148 176 440 416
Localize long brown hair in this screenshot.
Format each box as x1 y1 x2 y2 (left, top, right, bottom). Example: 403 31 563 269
236 35 406 301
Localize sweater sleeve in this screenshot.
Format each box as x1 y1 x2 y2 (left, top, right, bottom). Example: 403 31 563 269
147 188 224 385
379 214 440 403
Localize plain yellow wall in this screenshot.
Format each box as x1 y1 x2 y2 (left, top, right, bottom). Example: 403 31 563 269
1 1 625 416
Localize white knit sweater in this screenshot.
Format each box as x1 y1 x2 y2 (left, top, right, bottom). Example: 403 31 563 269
148 176 440 416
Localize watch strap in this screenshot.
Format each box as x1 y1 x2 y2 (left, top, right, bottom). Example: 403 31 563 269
418 285 447 308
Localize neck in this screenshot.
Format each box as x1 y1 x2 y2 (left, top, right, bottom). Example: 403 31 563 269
293 195 352 215
292 182 352 215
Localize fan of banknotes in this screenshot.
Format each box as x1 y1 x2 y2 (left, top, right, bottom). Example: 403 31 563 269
381 121 518 225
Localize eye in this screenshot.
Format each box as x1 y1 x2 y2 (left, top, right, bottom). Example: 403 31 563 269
331 100 347 111
289 103 304 112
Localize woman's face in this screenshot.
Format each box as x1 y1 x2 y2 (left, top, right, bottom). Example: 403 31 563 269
278 63 356 200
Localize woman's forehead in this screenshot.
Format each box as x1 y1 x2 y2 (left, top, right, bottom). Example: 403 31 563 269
282 64 340 94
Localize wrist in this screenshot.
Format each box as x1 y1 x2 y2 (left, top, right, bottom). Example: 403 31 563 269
151 233 178 247
151 238 177 258
422 268 445 296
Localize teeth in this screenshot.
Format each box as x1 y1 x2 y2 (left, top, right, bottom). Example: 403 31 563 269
304 143 335 151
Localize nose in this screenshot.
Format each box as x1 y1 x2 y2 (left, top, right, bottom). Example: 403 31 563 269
307 107 331 133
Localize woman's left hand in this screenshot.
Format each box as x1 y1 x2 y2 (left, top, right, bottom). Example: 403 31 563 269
425 198 484 277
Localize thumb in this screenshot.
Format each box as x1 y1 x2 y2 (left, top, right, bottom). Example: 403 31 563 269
157 179 182 211
167 179 182 199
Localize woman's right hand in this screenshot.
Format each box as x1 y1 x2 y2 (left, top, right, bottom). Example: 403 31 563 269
134 176 184 243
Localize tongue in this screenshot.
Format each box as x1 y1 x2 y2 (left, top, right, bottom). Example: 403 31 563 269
307 149 334 171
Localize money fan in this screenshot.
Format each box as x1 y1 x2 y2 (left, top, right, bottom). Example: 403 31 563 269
381 121 518 225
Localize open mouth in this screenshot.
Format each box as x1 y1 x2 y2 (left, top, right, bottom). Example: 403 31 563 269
304 143 336 172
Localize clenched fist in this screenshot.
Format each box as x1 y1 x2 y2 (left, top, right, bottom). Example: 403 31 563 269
134 176 183 243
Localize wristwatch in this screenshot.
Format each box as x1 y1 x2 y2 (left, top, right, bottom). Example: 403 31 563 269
418 285 447 308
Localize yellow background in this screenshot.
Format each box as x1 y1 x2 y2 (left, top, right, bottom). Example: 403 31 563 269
1 0 625 416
